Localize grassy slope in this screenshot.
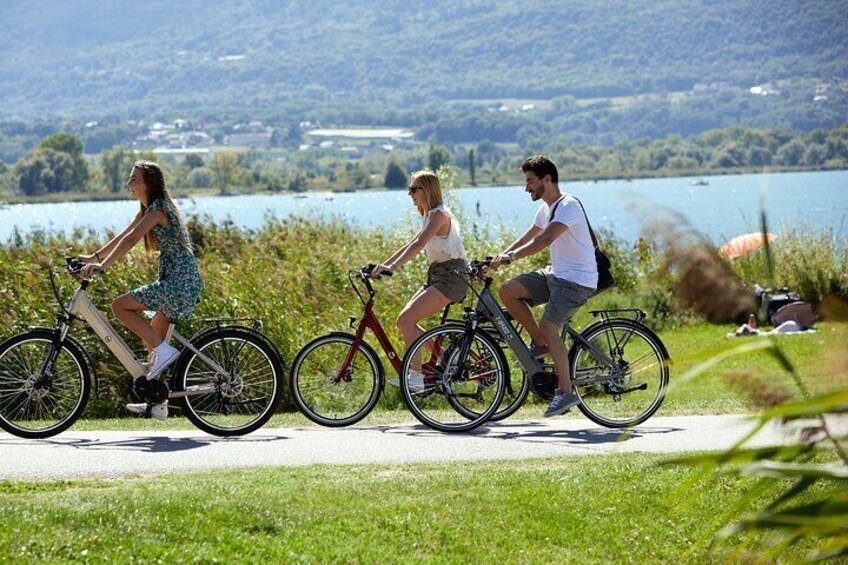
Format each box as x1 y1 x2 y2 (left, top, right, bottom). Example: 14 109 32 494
0 454 831 563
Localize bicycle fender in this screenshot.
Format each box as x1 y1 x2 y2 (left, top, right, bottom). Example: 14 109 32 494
186 324 249 343
26 326 99 392
187 324 286 368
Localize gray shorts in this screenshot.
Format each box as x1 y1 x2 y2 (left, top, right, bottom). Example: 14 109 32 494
424 259 469 303
513 268 595 326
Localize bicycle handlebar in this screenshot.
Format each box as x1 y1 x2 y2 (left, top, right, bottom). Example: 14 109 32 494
360 264 393 280
468 256 511 279
66 257 85 275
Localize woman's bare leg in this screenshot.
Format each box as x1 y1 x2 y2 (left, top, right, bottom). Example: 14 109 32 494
111 293 165 352
396 287 452 371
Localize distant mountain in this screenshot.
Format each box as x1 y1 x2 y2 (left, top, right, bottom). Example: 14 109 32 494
1 0 846 119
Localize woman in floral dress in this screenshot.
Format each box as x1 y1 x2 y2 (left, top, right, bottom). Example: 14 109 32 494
79 160 202 419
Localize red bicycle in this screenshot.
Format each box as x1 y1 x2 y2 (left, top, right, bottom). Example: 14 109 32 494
289 265 506 431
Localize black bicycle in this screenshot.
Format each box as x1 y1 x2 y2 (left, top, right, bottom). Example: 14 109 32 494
400 258 670 429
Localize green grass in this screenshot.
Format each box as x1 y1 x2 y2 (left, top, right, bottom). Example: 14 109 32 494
0 453 831 563
657 321 848 414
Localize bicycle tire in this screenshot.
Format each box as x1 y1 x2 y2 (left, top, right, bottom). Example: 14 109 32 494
469 321 530 421
401 324 505 432
570 320 669 428
289 333 382 427
0 329 90 439
174 326 284 436
440 329 521 422
488 369 530 421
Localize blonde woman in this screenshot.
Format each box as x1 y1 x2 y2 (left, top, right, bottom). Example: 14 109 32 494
371 171 469 390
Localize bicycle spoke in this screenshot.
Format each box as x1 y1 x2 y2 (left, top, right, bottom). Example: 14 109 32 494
177 331 281 435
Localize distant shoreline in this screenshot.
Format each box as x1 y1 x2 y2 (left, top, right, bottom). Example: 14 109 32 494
3 164 844 206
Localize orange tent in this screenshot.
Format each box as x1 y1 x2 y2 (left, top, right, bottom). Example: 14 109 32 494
719 232 777 259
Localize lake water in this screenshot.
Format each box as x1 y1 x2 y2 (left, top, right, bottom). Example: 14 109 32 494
1 170 846 244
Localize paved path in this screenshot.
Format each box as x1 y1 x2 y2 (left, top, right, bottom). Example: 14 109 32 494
0 415 788 481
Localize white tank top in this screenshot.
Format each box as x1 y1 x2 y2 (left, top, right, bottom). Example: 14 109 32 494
424 204 467 264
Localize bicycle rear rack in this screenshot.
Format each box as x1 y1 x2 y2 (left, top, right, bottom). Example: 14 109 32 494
589 309 645 324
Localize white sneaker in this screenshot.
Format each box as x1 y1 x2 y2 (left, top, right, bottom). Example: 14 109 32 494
389 370 427 393
126 401 168 421
147 343 179 380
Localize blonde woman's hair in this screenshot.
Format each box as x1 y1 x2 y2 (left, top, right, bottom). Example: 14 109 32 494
411 170 443 216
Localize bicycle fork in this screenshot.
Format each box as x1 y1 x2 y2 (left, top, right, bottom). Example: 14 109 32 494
34 314 75 390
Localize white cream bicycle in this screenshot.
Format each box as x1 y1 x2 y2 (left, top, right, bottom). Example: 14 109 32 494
0 258 284 438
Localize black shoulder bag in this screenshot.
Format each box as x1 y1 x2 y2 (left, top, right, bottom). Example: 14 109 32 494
549 196 615 293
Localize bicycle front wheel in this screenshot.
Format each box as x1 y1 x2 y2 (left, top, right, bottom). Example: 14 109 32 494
487 334 529 421
174 327 284 436
401 324 505 433
571 320 669 428
0 329 90 439
289 333 382 427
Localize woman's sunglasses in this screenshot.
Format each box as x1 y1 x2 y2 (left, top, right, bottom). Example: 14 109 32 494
408 185 424 193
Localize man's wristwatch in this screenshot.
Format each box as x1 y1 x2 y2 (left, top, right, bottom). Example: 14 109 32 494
505 250 516 263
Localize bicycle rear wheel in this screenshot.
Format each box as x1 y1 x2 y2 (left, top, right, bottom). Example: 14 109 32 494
289 333 382 427
401 324 505 432
571 320 669 428
174 327 283 436
0 329 90 439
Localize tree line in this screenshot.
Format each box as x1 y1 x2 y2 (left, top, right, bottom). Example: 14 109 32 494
2 123 846 198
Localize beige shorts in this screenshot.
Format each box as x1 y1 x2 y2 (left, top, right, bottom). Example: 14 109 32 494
424 259 469 303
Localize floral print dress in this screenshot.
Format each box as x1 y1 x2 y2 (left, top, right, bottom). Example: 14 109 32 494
130 199 202 320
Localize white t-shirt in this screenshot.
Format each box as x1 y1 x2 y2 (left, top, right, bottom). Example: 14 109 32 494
532 195 598 288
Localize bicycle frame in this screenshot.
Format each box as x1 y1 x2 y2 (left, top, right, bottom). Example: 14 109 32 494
48 267 232 397
464 269 621 381
343 290 404 378
335 269 452 383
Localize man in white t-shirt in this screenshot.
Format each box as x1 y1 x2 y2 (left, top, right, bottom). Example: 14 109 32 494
489 155 598 417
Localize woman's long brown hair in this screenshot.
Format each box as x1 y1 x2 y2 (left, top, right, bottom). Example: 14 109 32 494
133 160 192 253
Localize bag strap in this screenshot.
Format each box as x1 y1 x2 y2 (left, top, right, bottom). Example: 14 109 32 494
547 195 565 222
551 195 600 250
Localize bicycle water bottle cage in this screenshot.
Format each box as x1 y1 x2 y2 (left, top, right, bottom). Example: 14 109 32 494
133 377 169 404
